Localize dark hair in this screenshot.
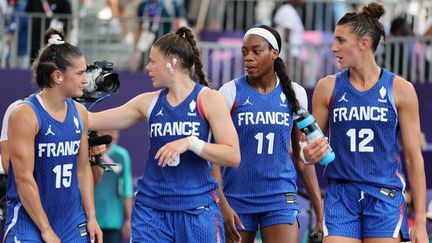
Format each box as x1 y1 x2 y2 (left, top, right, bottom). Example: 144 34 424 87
153 27 210 87
337 2 385 51
31 28 83 88
256 25 300 113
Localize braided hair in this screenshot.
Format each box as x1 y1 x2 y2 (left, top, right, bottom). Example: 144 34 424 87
255 25 301 113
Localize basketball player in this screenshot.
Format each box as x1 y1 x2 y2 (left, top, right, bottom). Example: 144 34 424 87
4 28 102 242
213 25 324 243
88 26 240 242
304 2 428 242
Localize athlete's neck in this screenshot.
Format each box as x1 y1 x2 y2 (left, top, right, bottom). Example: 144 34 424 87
166 77 196 107
349 64 382 91
247 72 277 94
38 89 68 112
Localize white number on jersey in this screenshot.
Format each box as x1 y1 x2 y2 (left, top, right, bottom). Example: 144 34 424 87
255 132 275 154
346 128 374 152
53 163 73 188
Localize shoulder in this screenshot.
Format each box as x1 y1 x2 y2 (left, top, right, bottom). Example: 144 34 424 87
9 103 38 127
219 80 237 100
315 75 337 94
291 82 308 110
392 75 417 107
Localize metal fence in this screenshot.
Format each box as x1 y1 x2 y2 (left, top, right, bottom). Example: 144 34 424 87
1 1 432 88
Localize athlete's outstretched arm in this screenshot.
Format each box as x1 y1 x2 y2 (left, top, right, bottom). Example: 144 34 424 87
89 91 159 131
292 125 323 234
8 105 60 242
75 103 103 243
394 77 428 243
155 89 240 167
211 165 244 242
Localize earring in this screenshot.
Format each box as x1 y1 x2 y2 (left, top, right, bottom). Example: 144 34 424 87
166 63 174 74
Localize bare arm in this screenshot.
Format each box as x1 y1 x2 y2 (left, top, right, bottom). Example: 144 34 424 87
394 77 428 242
291 125 323 231
303 76 336 163
89 91 158 131
8 105 58 239
75 103 102 242
211 165 243 241
155 89 240 168
0 141 9 174
199 89 240 167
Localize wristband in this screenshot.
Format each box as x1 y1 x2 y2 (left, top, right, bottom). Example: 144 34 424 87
188 135 205 155
299 140 311 164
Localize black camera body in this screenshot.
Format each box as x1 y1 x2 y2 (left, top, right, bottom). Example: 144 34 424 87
79 60 120 103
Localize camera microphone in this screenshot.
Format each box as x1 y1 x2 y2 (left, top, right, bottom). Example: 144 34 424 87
88 134 112 147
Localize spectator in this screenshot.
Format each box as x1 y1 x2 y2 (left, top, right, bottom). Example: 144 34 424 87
387 16 415 81
25 0 72 62
132 0 186 71
94 130 133 243
273 0 304 83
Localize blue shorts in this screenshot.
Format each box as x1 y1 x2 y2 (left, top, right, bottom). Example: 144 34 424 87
238 208 299 232
4 220 89 243
323 182 409 240
131 200 224 243
4 204 89 242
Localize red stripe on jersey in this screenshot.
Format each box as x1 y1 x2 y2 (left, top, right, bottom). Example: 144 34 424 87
197 92 206 120
214 213 221 243
230 101 238 117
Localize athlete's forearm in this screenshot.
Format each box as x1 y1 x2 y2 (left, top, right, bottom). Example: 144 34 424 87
405 155 427 224
200 143 240 168
77 163 97 220
15 175 53 234
297 162 323 221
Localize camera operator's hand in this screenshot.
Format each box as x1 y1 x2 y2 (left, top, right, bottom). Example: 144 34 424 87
155 137 190 167
90 144 107 157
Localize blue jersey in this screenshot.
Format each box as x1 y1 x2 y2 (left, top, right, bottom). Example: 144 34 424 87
325 69 406 194
5 95 87 241
220 76 298 213
135 84 218 211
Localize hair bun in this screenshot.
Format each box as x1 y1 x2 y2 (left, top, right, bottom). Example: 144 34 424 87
44 28 65 45
361 2 385 20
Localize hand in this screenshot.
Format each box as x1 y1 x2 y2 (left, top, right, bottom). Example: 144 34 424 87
219 202 244 243
302 135 329 164
155 137 189 167
87 217 103 243
409 222 428 243
313 218 323 234
89 144 107 156
41 228 60 243
122 219 131 240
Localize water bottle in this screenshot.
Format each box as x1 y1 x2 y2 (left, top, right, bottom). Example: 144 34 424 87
294 109 335 165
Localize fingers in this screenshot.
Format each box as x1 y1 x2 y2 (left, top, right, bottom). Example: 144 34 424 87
155 146 179 167
233 214 245 230
304 137 329 163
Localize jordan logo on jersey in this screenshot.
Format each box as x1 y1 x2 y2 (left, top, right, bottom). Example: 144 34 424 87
155 108 164 117
378 86 387 103
280 92 287 107
188 100 197 116
243 97 253 106
338 92 348 102
73 116 81 133
45 125 55 136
